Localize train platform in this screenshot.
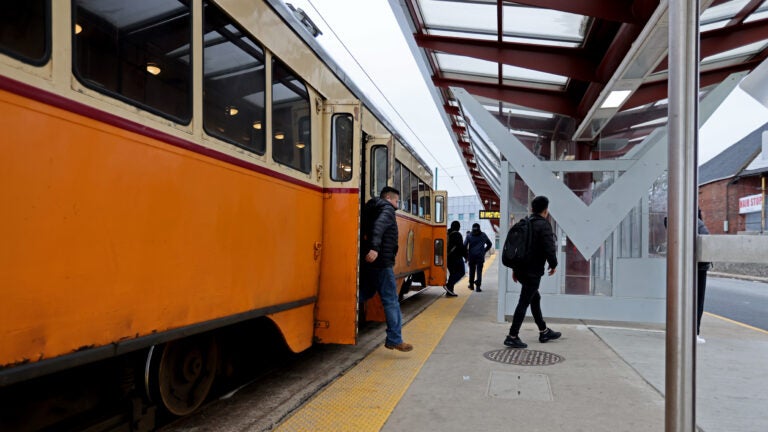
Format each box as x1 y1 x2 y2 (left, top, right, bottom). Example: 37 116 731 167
274 255 768 432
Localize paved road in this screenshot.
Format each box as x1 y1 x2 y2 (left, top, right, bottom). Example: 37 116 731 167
706 276 768 331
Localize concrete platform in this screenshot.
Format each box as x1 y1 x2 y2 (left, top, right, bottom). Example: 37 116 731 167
276 256 768 431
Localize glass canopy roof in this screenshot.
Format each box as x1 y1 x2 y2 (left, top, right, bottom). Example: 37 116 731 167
398 0 768 213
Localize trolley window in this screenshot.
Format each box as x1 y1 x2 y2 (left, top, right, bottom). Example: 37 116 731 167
421 183 432 220
203 1 266 155
410 171 418 216
370 145 388 199
72 0 192 123
401 168 411 213
0 0 50 65
330 113 353 181
272 59 311 173
435 195 445 224
393 162 402 206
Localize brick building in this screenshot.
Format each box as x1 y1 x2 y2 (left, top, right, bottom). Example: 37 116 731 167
699 123 768 235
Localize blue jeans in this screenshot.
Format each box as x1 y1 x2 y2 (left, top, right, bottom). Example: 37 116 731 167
370 266 403 345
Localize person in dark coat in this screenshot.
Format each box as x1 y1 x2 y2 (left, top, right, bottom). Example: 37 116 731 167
464 223 492 292
362 186 412 352
697 210 711 344
504 196 560 348
444 221 466 297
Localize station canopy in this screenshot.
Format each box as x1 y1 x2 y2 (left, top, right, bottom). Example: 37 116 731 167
396 0 768 210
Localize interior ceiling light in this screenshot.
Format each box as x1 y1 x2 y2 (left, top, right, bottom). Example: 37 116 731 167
252 121 262 130
600 90 633 109
75 24 83 35
226 106 239 116
343 165 352 172
295 142 305 148
274 132 285 140
146 63 161 76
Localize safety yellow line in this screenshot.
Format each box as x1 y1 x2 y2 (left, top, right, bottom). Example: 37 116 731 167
276 256 494 432
705 311 768 335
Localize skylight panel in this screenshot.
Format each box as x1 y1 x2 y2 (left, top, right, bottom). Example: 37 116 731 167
701 0 751 23
502 4 587 45
702 39 768 63
420 0 496 34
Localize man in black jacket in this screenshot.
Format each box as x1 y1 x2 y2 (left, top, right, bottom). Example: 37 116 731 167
464 223 492 292
444 221 466 297
363 186 413 352
504 196 561 348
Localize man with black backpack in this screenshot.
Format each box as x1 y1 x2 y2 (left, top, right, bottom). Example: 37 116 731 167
503 196 561 349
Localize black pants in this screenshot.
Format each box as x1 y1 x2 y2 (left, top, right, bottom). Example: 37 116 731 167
697 268 707 335
446 257 465 289
508 275 547 336
468 258 485 287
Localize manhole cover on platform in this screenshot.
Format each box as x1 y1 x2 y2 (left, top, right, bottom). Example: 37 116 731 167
483 349 564 366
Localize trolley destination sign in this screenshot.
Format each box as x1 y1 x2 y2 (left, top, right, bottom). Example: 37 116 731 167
479 210 500 220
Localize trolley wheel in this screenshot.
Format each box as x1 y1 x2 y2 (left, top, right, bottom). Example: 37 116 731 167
153 335 218 416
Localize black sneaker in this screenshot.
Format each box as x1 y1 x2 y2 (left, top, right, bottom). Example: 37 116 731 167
503 335 528 348
443 286 458 297
539 328 561 343
475 286 482 292
468 284 474 291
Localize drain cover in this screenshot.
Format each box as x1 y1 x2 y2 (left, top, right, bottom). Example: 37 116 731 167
483 349 564 366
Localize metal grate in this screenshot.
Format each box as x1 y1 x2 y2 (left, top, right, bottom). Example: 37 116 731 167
483 349 564 366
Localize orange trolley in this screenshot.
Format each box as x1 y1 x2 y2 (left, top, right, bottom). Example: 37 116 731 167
0 0 447 417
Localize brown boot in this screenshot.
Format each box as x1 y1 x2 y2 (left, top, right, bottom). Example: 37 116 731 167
385 342 414 352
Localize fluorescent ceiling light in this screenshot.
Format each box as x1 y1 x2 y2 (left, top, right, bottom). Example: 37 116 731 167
600 90 632 108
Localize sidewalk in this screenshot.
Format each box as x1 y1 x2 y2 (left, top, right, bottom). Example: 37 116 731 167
382 259 768 432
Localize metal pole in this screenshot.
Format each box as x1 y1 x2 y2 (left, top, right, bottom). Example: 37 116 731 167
761 176 765 234
667 1 699 431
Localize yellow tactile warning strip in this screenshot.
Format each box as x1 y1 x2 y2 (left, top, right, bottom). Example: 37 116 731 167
276 255 496 432
706 311 768 335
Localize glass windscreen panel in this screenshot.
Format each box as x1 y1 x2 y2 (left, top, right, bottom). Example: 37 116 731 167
702 39 768 64
0 0 49 65
370 145 388 199
272 59 311 173
73 0 192 123
435 195 445 223
203 2 266 154
330 114 353 181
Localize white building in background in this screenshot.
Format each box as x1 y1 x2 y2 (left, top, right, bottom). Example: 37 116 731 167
447 195 499 250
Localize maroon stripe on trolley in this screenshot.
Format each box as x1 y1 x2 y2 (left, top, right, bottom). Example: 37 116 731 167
0 75 332 193
324 187 360 194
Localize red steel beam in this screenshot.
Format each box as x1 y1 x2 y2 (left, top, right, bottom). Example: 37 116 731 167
508 0 638 23
434 77 577 117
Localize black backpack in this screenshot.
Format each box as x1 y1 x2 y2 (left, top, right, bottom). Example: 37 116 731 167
501 217 531 269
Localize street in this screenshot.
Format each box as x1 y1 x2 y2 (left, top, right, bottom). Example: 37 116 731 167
706 276 768 331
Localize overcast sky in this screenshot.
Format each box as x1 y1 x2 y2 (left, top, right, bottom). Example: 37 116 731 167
286 0 768 197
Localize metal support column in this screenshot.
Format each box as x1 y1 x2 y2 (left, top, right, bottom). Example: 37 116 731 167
497 160 512 322
666 1 699 431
